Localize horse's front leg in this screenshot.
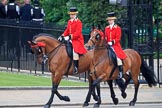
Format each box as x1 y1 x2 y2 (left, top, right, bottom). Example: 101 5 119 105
83 75 99 107
44 83 58 108
115 78 127 99
83 80 93 107
95 82 101 106
55 90 70 102
107 80 119 105
44 74 70 108
92 74 105 108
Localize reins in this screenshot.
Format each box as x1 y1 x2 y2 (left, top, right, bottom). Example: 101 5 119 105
33 43 63 64
90 29 117 79
44 43 63 63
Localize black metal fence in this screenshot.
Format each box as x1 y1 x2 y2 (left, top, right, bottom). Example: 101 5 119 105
0 19 90 78
0 2 161 85
119 0 162 85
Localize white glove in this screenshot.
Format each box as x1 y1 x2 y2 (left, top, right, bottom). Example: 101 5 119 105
58 36 64 41
64 35 71 41
108 42 113 46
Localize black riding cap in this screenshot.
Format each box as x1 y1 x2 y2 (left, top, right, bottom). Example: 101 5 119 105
106 12 117 20
68 7 78 14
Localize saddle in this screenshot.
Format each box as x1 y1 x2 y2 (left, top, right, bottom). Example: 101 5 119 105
64 40 73 60
107 45 117 67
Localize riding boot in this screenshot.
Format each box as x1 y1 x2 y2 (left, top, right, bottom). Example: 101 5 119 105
73 60 78 74
118 65 123 78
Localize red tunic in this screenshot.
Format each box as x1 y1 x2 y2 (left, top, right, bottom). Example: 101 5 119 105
63 18 87 54
105 24 127 59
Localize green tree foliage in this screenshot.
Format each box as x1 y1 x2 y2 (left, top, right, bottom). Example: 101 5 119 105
42 0 69 25
41 0 126 28
41 0 160 29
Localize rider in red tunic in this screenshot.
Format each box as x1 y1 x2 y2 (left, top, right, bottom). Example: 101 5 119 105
59 7 87 74
104 12 127 78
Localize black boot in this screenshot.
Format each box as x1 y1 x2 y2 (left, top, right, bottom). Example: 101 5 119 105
73 60 78 74
118 65 123 78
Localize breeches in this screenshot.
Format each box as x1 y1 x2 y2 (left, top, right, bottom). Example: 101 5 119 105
117 57 122 66
73 49 79 60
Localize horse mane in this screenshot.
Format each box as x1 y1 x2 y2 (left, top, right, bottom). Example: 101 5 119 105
32 33 57 41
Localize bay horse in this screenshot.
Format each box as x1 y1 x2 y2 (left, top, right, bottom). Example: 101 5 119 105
28 33 103 108
85 28 157 106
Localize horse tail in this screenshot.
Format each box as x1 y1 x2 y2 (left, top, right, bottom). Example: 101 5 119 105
140 58 157 87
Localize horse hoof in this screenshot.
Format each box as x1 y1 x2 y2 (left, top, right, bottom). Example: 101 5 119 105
113 98 118 105
93 103 100 108
129 101 135 106
44 104 51 108
83 102 89 107
64 96 70 101
121 92 127 99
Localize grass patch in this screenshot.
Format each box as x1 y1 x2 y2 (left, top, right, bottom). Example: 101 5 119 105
0 71 88 86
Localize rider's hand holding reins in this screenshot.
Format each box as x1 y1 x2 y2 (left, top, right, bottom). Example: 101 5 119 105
64 35 71 41
108 41 114 46
58 35 64 42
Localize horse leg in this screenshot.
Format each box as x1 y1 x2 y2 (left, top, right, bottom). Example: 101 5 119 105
92 84 100 101
115 73 132 99
93 83 101 108
83 81 93 107
124 74 132 91
115 78 127 99
92 76 104 108
107 80 119 105
55 90 70 101
129 79 139 106
83 76 99 107
123 74 132 91
44 83 58 108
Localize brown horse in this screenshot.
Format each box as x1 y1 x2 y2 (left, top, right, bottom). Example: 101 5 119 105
85 28 157 106
28 33 104 108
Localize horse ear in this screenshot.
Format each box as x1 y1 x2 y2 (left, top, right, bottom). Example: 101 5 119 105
31 41 37 45
27 41 31 45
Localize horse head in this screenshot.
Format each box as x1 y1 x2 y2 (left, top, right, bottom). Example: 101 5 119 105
85 27 105 49
28 33 60 64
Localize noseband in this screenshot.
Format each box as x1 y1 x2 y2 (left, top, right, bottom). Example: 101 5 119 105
32 42 62 64
90 37 96 45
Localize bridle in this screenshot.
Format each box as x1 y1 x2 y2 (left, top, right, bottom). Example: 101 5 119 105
89 29 107 49
89 29 99 45
30 41 62 64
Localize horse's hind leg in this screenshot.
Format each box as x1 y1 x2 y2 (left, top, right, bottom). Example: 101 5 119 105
107 80 119 105
129 76 139 106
